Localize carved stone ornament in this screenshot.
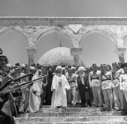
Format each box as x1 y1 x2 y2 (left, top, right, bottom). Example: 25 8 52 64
60 26 84 48
68 24 83 34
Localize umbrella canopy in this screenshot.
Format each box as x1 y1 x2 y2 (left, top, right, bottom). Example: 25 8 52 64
38 47 75 66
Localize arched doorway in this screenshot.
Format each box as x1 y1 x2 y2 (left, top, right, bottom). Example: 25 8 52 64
0 30 28 65
34 32 72 63
80 32 118 67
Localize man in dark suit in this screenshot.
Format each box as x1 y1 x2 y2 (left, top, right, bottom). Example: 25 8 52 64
46 67 53 105
77 66 91 107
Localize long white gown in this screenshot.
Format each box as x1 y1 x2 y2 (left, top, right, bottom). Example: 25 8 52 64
27 70 42 113
51 74 70 108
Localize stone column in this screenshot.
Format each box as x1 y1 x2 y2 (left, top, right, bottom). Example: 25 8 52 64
115 47 126 63
70 48 82 66
26 47 37 66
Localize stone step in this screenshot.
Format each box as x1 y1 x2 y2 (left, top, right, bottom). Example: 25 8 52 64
16 106 127 124
15 116 127 124
40 107 100 112
42 105 83 108
19 108 122 118
39 107 121 114
39 107 119 113
42 106 99 109
15 122 127 124
26 111 121 117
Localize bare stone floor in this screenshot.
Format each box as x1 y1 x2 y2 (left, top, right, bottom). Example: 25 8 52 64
15 106 127 124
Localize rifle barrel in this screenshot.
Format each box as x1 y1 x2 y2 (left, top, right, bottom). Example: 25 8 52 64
0 77 43 94
0 73 33 92
13 73 33 82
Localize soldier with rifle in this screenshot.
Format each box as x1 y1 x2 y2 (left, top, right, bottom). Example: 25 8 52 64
0 48 33 123
0 48 16 124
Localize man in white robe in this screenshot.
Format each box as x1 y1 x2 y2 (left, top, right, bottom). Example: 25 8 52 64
27 69 43 113
51 66 70 108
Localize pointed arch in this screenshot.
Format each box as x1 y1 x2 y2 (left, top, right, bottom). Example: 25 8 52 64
36 29 73 47
0 27 29 45
80 32 118 66
80 28 117 47
0 29 29 65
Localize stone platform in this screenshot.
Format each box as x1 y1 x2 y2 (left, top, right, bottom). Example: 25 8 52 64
15 106 127 124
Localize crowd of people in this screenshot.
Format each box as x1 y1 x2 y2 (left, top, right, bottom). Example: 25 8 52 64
1 61 127 123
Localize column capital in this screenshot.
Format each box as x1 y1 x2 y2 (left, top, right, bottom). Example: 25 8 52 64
26 47 37 58
70 48 82 66
115 47 126 58
115 47 126 63
70 48 82 56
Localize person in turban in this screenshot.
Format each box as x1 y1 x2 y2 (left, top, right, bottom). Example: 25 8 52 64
51 66 70 108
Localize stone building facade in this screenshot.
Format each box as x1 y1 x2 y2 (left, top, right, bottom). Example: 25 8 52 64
0 17 127 65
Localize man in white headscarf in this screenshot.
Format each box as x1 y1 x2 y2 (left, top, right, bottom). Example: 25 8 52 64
51 66 70 108
27 69 43 113
19 65 29 113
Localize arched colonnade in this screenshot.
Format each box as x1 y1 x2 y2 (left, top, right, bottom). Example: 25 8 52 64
0 17 127 66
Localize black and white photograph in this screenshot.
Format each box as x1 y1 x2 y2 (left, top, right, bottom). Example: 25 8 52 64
0 0 127 124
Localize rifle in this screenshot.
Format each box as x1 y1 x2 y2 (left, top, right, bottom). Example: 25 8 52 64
0 73 33 92
0 77 43 95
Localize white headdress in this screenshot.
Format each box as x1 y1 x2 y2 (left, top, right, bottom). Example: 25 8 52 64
78 66 86 72
56 66 62 71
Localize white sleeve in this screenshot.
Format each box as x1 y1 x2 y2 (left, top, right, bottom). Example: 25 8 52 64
89 72 92 86
63 75 70 90
20 73 25 83
97 70 101 75
119 75 123 91
51 75 57 91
